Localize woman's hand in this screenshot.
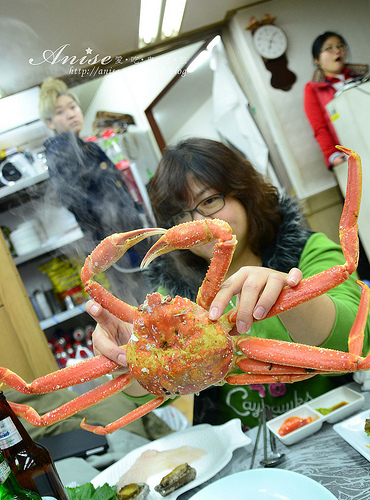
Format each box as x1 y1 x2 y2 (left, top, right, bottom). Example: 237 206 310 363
85 299 132 370
86 300 150 397
332 154 346 166
208 266 303 333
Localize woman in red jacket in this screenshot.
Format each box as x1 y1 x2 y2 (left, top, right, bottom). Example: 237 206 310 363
304 31 368 168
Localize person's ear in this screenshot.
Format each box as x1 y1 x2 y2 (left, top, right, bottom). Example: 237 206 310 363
313 58 320 67
46 119 56 132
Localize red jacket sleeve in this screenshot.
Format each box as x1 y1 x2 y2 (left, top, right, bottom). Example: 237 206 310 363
304 83 339 167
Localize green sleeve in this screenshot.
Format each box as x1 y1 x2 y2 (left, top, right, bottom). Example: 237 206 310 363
251 232 370 355
297 232 369 354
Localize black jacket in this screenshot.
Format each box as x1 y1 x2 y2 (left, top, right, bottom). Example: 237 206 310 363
44 133 144 257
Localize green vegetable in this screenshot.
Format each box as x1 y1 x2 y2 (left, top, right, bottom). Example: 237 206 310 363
365 418 370 437
66 482 116 500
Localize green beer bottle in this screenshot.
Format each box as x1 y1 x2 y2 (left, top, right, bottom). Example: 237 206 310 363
0 452 42 500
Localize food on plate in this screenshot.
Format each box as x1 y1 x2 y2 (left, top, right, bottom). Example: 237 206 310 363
278 416 318 436
116 445 207 491
66 482 116 500
316 401 348 415
364 418 370 437
116 483 150 500
154 463 196 497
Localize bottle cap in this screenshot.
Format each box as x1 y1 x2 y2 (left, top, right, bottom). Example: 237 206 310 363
101 128 116 138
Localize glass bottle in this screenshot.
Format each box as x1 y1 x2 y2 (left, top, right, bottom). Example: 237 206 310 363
0 392 69 500
100 129 127 165
0 452 41 500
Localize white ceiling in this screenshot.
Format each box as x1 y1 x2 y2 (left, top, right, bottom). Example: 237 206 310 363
0 0 258 97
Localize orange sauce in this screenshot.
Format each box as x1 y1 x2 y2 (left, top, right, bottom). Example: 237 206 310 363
278 415 317 436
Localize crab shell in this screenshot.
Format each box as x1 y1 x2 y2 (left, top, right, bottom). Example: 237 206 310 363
126 293 234 396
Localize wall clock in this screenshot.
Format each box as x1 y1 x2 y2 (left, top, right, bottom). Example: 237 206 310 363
253 25 288 59
246 15 296 91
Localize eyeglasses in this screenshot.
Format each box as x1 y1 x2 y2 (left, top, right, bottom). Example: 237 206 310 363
171 193 225 225
321 43 346 53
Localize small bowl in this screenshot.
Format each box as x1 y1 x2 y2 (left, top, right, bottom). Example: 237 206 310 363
307 386 365 424
267 405 323 445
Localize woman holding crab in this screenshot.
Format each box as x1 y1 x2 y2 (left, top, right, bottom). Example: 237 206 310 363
87 137 370 430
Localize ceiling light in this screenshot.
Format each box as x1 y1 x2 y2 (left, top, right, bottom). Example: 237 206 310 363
161 0 187 39
139 0 163 47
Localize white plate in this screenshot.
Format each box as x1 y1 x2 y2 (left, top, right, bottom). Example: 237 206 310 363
333 408 370 461
91 418 251 499
188 469 337 500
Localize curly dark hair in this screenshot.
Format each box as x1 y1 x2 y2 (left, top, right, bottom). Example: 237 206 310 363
148 137 282 257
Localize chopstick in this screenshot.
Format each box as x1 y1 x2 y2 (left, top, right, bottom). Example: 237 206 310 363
262 398 267 461
249 410 264 469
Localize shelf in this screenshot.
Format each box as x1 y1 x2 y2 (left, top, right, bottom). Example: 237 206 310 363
40 303 87 330
14 228 84 265
0 171 49 199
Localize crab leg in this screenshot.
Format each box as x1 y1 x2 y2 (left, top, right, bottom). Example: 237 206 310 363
237 337 359 373
0 354 122 394
81 228 165 320
8 373 132 427
80 396 166 435
233 281 370 376
348 281 370 357
226 147 362 324
234 357 323 375
226 373 316 384
141 219 237 310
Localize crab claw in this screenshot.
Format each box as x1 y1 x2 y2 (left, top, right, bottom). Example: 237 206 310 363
81 227 166 321
141 219 235 268
82 228 166 282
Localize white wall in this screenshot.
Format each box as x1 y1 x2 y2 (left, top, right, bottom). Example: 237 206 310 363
82 43 204 136
169 97 219 144
228 0 369 199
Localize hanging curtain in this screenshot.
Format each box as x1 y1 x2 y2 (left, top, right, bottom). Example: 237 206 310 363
210 43 269 176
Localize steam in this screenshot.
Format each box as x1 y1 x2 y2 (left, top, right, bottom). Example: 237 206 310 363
10 133 152 306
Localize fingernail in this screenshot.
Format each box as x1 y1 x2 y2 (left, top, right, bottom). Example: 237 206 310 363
209 306 219 320
90 303 100 315
237 321 248 333
253 306 266 320
118 354 126 365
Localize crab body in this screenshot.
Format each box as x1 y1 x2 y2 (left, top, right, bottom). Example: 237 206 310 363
127 293 234 396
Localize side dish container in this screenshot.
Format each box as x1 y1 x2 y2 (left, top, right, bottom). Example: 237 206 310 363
267 386 364 445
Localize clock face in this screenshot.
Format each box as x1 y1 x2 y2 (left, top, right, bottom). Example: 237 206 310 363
253 25 288 59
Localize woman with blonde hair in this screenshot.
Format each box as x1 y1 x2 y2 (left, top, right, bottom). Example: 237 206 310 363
39 78 147 301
